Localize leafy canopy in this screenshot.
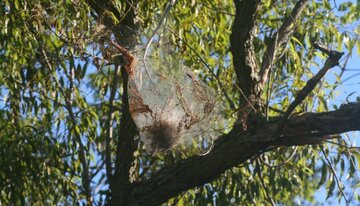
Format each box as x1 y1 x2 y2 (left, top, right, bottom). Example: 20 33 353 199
0 0 359 205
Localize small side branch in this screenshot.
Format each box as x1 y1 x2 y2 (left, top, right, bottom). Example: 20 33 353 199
256 159 276 206
167 27 236 110
276 43 344 136
313 41 333 55
320 145 349 206
143 0 177 60
259 0 309 88
62 67 92 205
110 40 137 76
105 64 120 188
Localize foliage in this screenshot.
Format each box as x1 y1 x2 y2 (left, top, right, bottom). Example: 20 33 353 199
0 0 359 205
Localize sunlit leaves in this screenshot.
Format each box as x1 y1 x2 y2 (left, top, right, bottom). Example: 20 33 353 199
0 0 98 204
1 0 360 205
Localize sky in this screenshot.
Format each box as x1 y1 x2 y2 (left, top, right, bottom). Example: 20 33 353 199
314 49 360 205
313 1 360 203
0 0 359 205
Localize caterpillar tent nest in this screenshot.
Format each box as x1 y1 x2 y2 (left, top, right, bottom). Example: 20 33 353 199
112 40 222 154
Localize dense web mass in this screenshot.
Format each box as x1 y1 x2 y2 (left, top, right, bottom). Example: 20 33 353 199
120 39 222 154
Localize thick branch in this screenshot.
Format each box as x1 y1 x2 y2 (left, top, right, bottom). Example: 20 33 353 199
84 0 140 204
230 0 261 99
128 102 360 205
109 69 137 205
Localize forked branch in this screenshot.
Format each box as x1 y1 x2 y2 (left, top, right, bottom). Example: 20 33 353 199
276 42 344 136
259 0 309 88
129 102 360 205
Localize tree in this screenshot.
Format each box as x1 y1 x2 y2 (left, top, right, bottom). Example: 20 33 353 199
1 0 360 205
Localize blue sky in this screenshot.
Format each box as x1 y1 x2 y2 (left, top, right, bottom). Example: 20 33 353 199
313 2 360 202
0 1 359 204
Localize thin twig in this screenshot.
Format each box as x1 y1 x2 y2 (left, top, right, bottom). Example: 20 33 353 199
259 0 309 87
139 158 157 178
62 68 92 206
324 140 360 150
143 0 177 57
143 0 177 81
320 145 349 206
256 159 276 206
202 3 235 16
234 84 257 113
259 147 298 168
91 160 107 179
167 27 236 110
104 64 120 187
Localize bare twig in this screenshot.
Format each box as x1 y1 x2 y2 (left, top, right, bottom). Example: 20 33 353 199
167 27 236 110
202 3 235 16
331 36 358 92
139 158 157 178
110 40 137 76
143 0 177 58
313 41 333 55
91 160 107 179
324 140 360 150
327 136 360 201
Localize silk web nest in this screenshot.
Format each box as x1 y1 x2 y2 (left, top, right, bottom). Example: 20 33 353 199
125 38 222 154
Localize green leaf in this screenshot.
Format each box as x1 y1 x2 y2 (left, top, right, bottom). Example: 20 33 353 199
74 125 80 135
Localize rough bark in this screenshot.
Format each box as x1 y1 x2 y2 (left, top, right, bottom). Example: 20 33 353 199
84 0 139 204
128 102 360 206
109 68 137 205
230 0 309 130
230 0 261 99
83 1 359 206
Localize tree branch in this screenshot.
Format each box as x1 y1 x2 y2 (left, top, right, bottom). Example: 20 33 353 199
109 68 137 205
230 0 261 99
128 102 360 205
276 42 344 136
104 64 120 188
230 0 262 129
167 27 236 110
86 0 139 48
259 0 309 88
62 67 92 206
320 145 349 206
84 0 140 204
